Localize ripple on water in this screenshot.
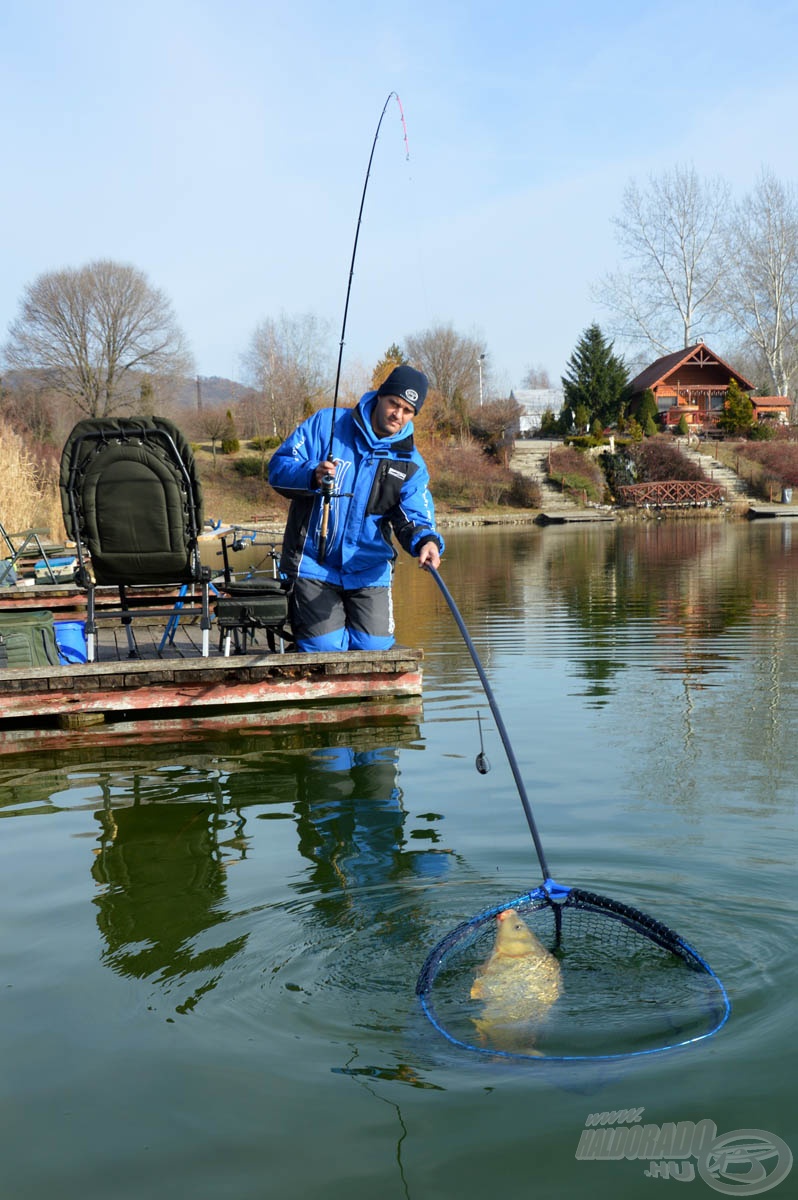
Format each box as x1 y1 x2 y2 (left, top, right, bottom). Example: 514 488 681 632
200 869 792 1068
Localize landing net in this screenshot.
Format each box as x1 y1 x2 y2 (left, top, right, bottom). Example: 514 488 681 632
417 884 730 1062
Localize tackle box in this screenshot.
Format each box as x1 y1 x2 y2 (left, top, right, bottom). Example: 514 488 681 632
34 556 78 584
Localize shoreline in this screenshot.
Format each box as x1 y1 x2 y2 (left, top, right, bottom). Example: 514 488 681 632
246 500 759 540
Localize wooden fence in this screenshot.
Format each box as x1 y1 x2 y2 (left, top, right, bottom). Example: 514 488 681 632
616 481 726 508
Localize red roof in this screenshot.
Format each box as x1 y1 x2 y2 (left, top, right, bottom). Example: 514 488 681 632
629 344 757 394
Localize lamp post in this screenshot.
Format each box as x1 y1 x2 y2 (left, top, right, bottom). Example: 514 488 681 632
478 353 485 406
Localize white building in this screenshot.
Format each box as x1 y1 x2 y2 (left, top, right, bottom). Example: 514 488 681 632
510 388 564 435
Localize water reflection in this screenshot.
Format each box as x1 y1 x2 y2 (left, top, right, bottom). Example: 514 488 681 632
292 745 450 905
92 790 247 1013
398 522 767 700
85 720 452 1012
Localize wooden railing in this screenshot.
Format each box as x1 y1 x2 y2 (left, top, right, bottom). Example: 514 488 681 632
616 481 727 508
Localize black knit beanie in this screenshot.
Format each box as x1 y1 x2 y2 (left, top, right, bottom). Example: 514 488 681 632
376 365 429 412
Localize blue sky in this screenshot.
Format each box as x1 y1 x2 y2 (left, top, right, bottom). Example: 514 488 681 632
2 0 798 395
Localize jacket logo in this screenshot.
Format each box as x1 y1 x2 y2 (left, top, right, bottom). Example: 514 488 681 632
388 467 405 479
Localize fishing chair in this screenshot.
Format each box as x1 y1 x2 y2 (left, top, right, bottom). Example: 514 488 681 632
212 529 292 655
59 416 212 662
0 522 67 586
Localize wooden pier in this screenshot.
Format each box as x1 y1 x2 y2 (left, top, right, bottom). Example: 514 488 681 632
747 503 798 520
535 508 616 525
0 583 423 750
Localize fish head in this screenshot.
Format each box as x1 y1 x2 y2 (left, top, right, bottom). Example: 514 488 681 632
494 909 548 958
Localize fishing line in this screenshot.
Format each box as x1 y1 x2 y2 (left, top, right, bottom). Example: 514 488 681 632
319 92 408 561
418 566 730 1062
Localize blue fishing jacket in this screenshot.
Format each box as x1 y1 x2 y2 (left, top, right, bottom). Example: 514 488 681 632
268 393 444 588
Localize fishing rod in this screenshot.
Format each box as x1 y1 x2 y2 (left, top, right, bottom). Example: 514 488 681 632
318 91 408 564
426 565 551 881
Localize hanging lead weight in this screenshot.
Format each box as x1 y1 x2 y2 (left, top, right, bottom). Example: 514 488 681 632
475 711 490 773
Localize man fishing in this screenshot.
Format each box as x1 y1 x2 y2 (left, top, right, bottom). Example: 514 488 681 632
268 365 443 652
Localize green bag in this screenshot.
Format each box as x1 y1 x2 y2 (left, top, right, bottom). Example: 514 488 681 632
0 609 60 668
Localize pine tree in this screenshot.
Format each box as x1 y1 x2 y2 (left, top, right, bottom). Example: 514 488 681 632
637 388 659 427
717 378 754 435
562 324 629 429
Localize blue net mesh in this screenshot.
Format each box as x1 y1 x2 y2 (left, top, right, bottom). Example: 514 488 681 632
417 884 730 1062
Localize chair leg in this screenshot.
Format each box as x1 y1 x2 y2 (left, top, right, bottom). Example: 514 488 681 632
200 581 211 657
86 585 98 662
119 586 138 657
158 584 187 654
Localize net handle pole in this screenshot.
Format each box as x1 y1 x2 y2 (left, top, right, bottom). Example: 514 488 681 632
427 566 551 880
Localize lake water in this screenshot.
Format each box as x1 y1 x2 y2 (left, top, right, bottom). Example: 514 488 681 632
1 520 795 1199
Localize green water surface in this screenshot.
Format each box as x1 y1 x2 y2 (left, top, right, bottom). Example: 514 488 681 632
0 521 795 1199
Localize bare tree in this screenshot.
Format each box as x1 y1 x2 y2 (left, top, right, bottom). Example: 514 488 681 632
469 397 524 466
3 260 193 417
0 370 58 442
403 324 486 427
241 312 332 441
718 170 798 399
191 404 231 467
594 165 731 354
521 363 552 388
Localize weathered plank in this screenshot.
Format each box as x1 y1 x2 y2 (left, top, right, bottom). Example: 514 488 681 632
0 637 424 723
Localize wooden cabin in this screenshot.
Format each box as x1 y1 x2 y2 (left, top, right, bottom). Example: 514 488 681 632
628 343 792 429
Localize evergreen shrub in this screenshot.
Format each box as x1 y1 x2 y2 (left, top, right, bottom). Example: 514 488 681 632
233 456 264 478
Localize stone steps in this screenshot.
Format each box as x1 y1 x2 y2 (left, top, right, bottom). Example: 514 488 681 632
510 437 761 507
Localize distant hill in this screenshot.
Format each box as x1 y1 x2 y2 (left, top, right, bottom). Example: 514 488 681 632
2 368 259 412
174 375 259 409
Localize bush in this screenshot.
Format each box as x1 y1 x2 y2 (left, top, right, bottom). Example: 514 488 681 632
564 434 608 450
630 436 707 482
548 444 606 503
504 471 542 508
233 455 267 478
600 449 638 494
220 437 241 455
734 437 798 490
425 439 539 508
250 435 282 451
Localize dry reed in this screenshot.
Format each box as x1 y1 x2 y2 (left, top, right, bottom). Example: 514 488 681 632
0 424 65 543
